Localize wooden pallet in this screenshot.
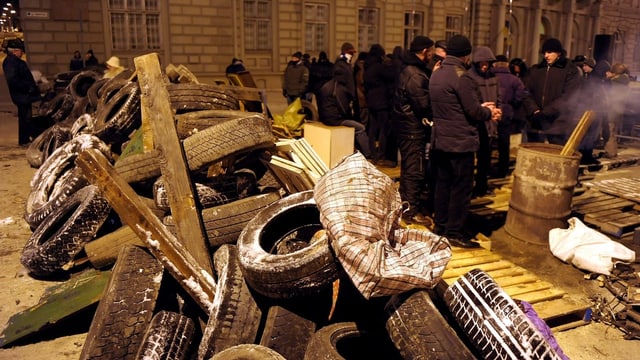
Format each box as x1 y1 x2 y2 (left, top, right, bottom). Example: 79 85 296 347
442 245 589 327
582 177 640 203
571 190 640 237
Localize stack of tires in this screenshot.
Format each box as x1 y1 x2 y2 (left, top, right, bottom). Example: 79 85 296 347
19 68 565 359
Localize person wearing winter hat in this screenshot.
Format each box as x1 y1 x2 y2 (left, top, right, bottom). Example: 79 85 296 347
389 35 435 225
429 35 501 248
522 37 581 145
316 41 372 159
428 39 448 72
282 51 309 104
3 39 39 145
576 56 606 165
467 46 502 198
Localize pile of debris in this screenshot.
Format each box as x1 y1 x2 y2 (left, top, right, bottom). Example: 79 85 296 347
0 53 569 359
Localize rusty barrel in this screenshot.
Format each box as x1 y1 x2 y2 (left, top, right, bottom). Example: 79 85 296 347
504 143 581 245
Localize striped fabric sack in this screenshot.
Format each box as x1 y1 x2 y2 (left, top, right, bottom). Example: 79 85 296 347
313 152 452 299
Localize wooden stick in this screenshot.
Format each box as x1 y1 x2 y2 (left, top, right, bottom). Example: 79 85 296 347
561 110 594 156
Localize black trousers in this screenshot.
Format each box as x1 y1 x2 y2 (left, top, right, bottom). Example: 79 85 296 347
474 124 491 194
17 102 33 145
397 132 427 216
433 149 475 239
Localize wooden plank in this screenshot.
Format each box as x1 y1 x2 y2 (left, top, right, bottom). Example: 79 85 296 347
600 214 640 237
76 148 216 312
533 297 591 322
492 274 539 288
571 192 614 207
512 288 566 304
442 260 515 279
134 53 213 273
574 198 633 212
583 208 622 224
84 225 145 269
503 280 553 297
446 254 503 268
0 269 111 348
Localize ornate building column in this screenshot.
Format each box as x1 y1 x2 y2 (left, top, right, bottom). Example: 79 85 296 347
494 0 507 56
530 0 543 64
563 0 576 56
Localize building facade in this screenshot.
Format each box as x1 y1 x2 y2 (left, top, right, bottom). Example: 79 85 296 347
16 0 640 89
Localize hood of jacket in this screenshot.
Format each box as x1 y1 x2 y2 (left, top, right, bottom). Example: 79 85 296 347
472 46 496 63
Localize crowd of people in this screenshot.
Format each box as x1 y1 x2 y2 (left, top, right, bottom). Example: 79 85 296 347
284 35 633 248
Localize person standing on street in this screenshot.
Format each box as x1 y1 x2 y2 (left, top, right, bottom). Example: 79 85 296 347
282 51 309 105
429 35 500 248
492 55 527 177
3 39 39 146
84 49 99 68
522 38 581 145
391 35 435 224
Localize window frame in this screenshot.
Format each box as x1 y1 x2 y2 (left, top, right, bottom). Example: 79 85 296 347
107 0 161 51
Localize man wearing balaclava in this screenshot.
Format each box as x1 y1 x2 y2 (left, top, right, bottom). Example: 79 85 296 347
523 38 581 144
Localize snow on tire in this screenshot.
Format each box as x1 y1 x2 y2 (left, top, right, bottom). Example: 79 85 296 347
210 344 286 360
24 134 112 228
198 244 262 359
182 113 273 172
444 269 563 360
237 190 340 299
20 185 112 276
135 310 195 360
384 289 476 360
80 245 163 360
92 81 141 145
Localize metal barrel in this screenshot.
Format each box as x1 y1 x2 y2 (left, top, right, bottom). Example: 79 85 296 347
504 143 581 244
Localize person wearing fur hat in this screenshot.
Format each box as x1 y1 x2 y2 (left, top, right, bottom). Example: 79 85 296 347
3 39 39 145
391 35 435 225
522 37 581 145
429 35 501 248
575 57 606 165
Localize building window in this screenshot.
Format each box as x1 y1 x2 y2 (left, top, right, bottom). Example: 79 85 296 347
404 10 423 49
304 3 329 53
108 0 161 50
634 33 640 63
245 0 272 51
358 7 379 52
445 15 462 40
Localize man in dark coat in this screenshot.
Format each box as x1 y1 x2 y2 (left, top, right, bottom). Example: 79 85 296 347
308 51 333 98
523 38 581 144
492 55 527 177
3 39 39 145
364 44 396 167
465 46 501 197
429 35 500 248
391 35 434 224
282 51 309 104
316 42 371 158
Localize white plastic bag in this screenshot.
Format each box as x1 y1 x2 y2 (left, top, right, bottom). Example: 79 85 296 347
549 217 635 275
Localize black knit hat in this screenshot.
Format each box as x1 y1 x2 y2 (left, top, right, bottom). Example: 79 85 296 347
541 38 563 53
495 54 508 62
6 39 25 51
447 35 472 57
583 58 596 68
341 42 356 54
435 40 447 50
292 51 302 59
409 36 434 52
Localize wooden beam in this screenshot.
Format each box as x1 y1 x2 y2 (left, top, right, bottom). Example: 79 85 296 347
76 148 216 312
134 53 213 274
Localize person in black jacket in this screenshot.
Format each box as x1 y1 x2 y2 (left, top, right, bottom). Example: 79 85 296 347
391 35 435 224
3 39 39 145
522 38 581 145
364 44 396 167
429 35 501 248
316 42 371 158
308 51 333 99
466 46 501 197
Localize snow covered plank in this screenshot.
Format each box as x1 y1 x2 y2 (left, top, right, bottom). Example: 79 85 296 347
134 52 213 274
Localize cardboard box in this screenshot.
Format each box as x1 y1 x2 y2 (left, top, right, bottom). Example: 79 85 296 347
303 122 354 169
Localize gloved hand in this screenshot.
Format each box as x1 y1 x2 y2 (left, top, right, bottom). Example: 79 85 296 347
529 111 546 130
